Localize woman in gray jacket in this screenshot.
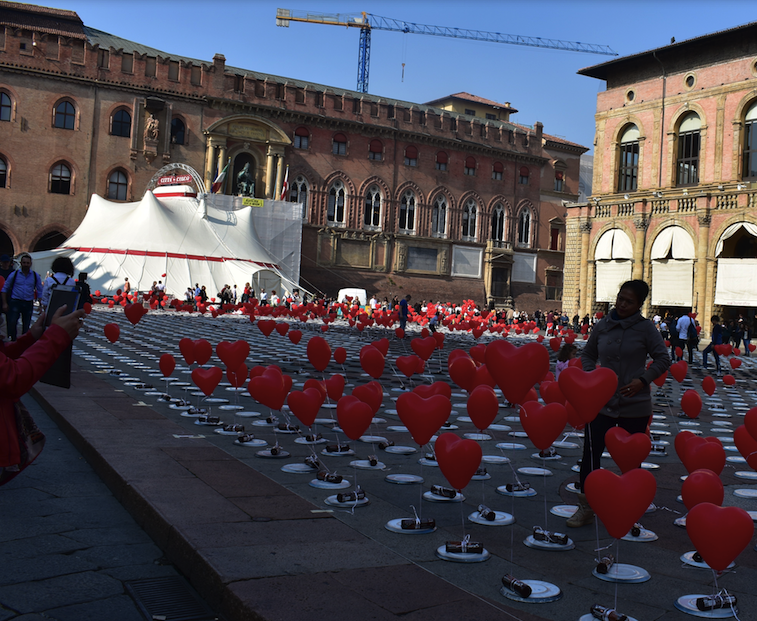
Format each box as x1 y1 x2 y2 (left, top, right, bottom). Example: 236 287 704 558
567 279 671 528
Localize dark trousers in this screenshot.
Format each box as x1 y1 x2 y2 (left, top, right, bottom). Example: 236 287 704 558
579 413 651 491
6 298 33 341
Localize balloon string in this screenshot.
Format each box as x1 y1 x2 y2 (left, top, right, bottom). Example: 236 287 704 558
418 448 424 520
459 498 467 540
541 456 548 527
613 539 620 610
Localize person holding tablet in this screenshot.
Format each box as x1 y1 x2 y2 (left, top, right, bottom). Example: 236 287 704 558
40 257 77 309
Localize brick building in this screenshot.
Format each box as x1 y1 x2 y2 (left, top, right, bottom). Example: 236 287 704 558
564 22 757 334
0 1 585 308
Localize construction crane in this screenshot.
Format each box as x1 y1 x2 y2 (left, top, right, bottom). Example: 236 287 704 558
276 9 617 94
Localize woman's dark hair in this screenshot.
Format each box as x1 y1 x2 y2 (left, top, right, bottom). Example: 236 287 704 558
557 343 577 362
51 256 75 276
618 279 649 305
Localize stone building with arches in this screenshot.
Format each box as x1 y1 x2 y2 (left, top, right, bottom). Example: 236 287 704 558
0 2 584 306
564 22 757 335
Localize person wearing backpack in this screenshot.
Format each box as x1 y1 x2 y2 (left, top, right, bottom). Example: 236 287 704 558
40 257 76 308
676 311 699 364
1 254 43 342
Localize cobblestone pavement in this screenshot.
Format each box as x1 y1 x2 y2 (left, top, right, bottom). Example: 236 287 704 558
16 307 757 620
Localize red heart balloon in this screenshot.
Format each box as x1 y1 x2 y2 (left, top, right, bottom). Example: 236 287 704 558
288 329 302 345
226 363 248 388
669 361 688 383
686 503 754 571
178 338 195 365
730 357 742 370
684 437 725 475
680 389 702 419
519 401 567 450
448 354 476 391
193 340 213 366
469 344 487 364
248 368 290 410
466 385 499 431
191 366 222 396
734 425 757 470
333 347 347 365
469 364 496 390
307 336 332 372
325 374 345 401
558 367 618 424
723 374 736 386
104 323 120 343
435 432 483 490
486 342 549 405
303 378 327 399
682 469 724 510
360 345 385 379
124 303 148 325
413 382 452 399
288 387 325 427
216 340 249 370
411 337 437 361
257 319 276 337
371 338 390 356
585 468 657 539
396 392 451 446
396 355 422 378
701 376 716 396
337 395 374 440
352 381 383 415
541 381 567 405
549 337 562 352
394 327 405 339
159 353 175 377
604 427 651 473
275 322 289 336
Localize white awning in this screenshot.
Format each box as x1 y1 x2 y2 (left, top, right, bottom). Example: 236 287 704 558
651 260 693 306
650 226 695 260
715 222 757 256
596 260 632 302
715 258 757 305
595 229 633 260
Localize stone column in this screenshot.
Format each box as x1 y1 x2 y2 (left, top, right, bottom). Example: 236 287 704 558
274 155 285 199
578 220 592 317
203 137 218 190
265 148 275 199
217 144 227 179
696 213 712 335
632 216 649 281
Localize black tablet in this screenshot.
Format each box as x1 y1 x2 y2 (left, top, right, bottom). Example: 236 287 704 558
44 286 81 327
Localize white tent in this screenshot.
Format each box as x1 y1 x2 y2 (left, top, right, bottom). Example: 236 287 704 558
32 187 301 299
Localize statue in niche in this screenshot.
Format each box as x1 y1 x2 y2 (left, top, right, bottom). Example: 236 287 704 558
396 244 407 271
440 249 449 273
236 163 255 197
144 114 159 143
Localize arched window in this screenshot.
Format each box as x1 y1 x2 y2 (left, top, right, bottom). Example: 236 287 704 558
107 169 128 201
554 171 565 192
618 124 639 191
332 133 347 156
170 118 185 145
111 109 131 137
0 93 11 122
677 112 701 186
399 190 416 233
743 102 757 180
294 126 309 149
462 199 477 241
290 175 309 219
50 162 71 194
491 203 506 246
327 180 346 225
364 184 381 228
464 156 476 176
0 156 7 188
519 166 529 185
435 151 448 171
54 100 75 130
369 139 383 161
431 195 447 238
404 145 418 167
492 161 504 181
517 208 531 248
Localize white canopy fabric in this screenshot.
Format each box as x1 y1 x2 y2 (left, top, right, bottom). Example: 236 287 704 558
715 222 757 257
651 260 694 306
595 260 632 302
595 229 634 260
32 189 300 298
715 258 757 306
650 226 696 260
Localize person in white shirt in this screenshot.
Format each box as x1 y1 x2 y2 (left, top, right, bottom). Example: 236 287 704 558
40 256 77 308
675 312 698 364
260 289 268 305
270 290 280 306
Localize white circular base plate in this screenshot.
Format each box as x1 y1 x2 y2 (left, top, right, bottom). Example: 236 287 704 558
733 488 757 498
294 437 328 445
218 404 244 411
550 505 577 518
309 478 351 490
386 425 409 432
464 433 491 441
531 453 561 461
214 429 242 436
360 435 387 443
680 551 735 570
324 495 370 508
497 485 537 497
735 471 757 480
468 510 514 526
233 438 267 447
423 491 464 502
593 563 650 583
418 458 439 467
552 441 579 449
435 545 490 563
500 580 561 603
675 595 736 618
384 445 417 455
385 518 436 534
524 535 574 551
281 463 317 474
482 455 510 464
518 467 552 476
622 528 658 542
489 424 512 431
350 459 386 470
236 411 261 418
495 442 526 450
321 448 355 457
256 449 290 459
385 474 424 485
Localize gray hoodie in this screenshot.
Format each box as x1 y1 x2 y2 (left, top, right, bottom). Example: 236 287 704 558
581 310 671 419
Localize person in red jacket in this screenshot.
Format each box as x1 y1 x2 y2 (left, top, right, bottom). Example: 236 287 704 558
0 305 85 483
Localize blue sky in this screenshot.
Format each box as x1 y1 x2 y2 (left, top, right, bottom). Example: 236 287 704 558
65 0 754 153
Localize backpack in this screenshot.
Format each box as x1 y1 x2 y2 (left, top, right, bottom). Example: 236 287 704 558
687 317 698 342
